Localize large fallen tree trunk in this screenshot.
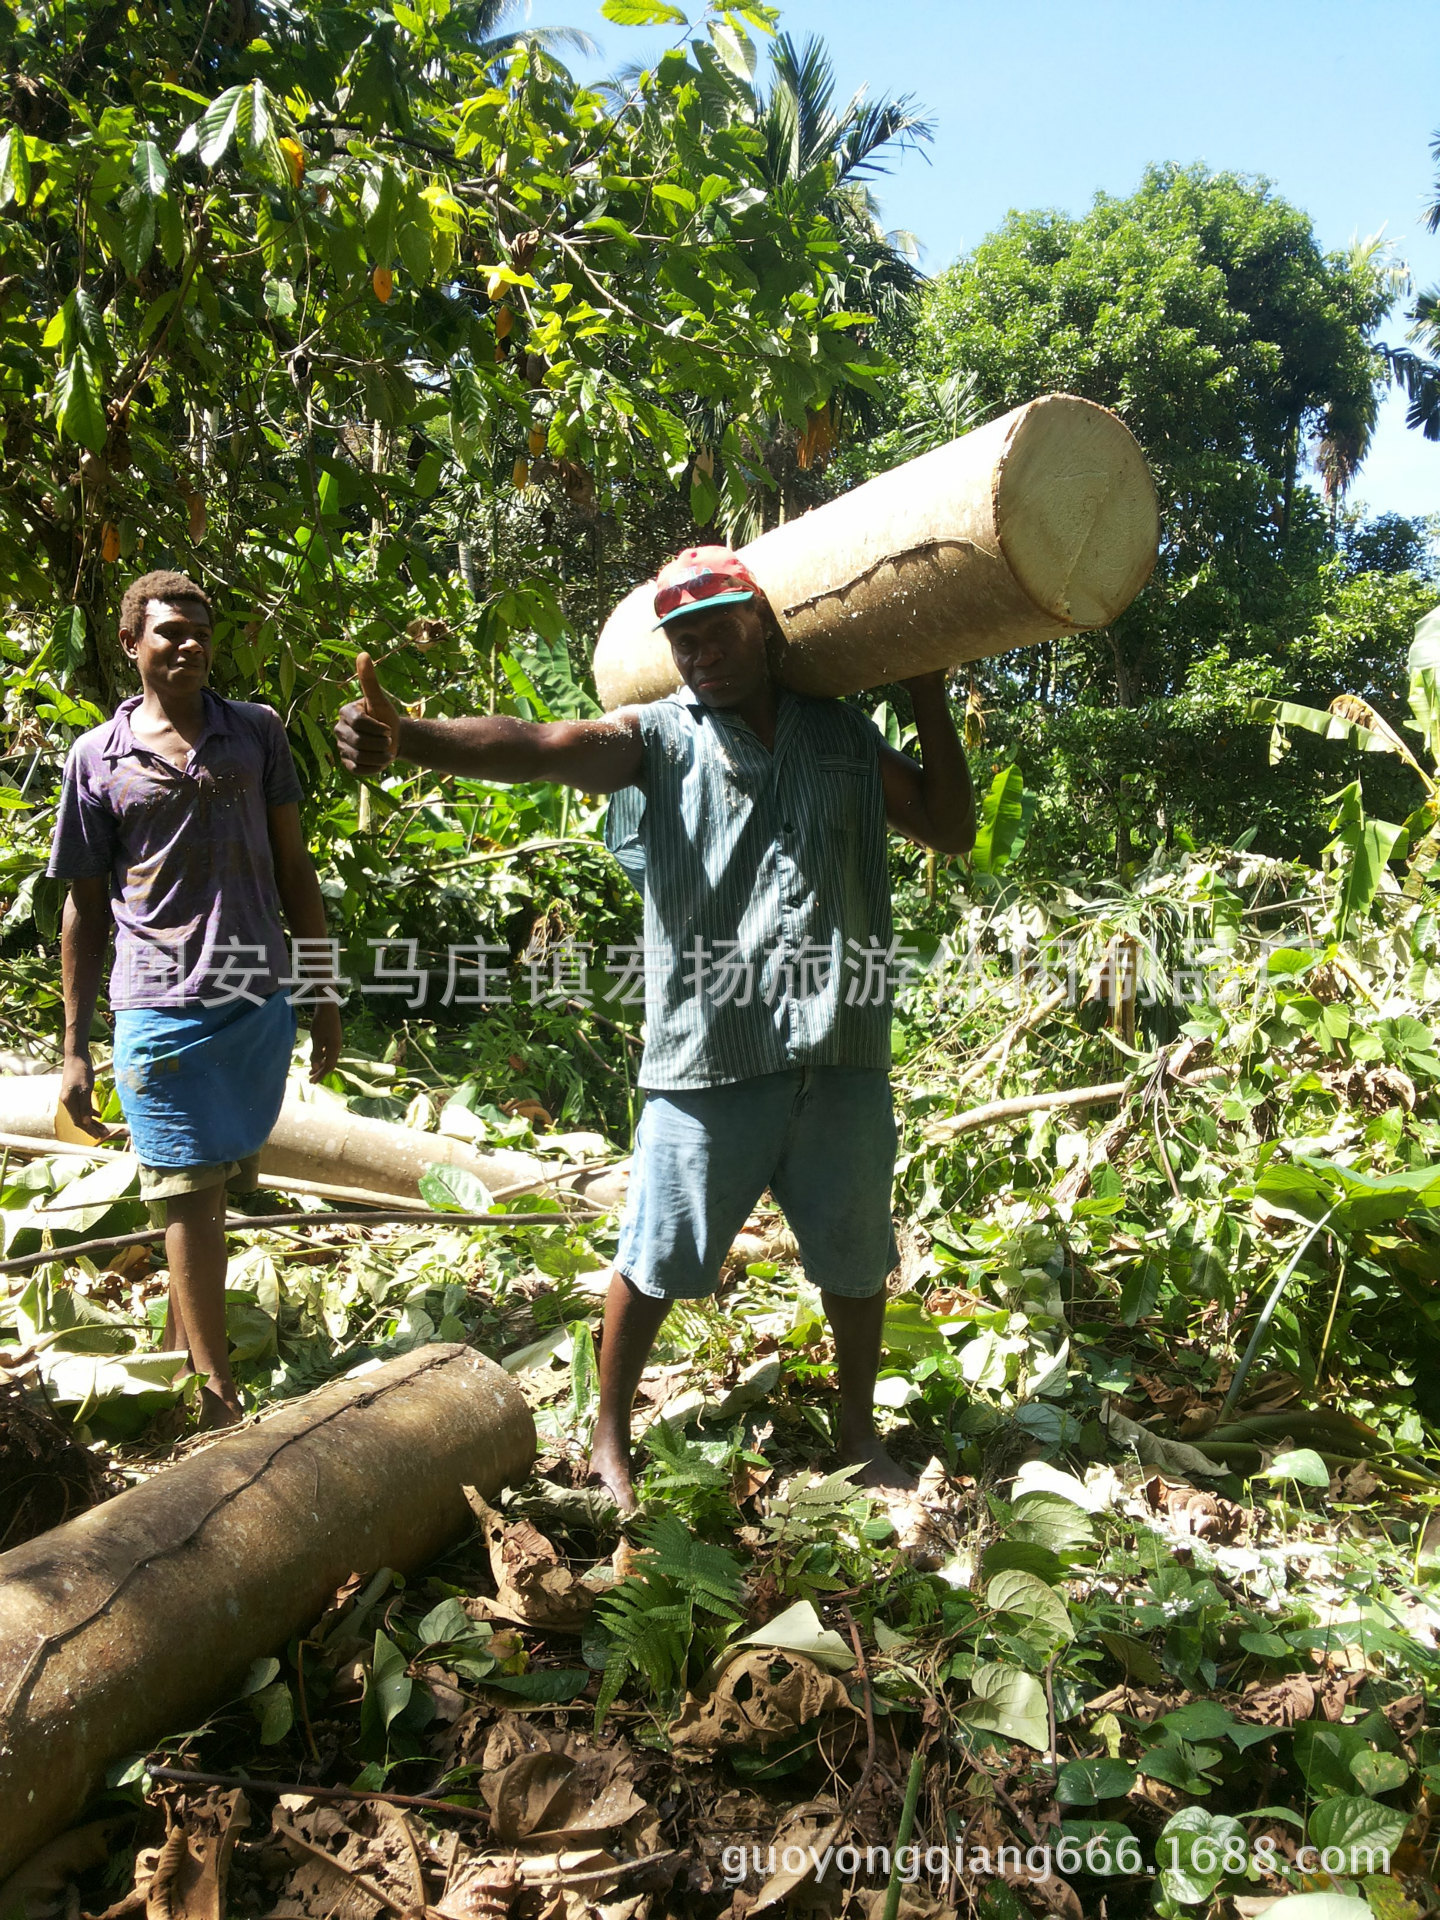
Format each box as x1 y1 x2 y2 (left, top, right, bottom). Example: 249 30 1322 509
0 1342 535 1877
593 394 1159 708
0 1076 628 1212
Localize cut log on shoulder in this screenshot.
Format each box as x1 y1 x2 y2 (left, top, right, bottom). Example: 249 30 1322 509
0 1076 628 1212
0 1343 535 1878
593 394 1159 708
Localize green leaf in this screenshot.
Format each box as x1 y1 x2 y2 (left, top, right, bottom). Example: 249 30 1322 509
55 349 106 454
367 1630 412 1734
1293 1722 1376 1797
1138 1741 1223 1793
1008 1492 1094 1555
0 127 31 208
1306 1793 1407 1865
131 139 168 197
184 86 243 167
119 188 157 277
601 0 686 21
971 764 1030 875
1262 1447 1330 1489
363 164 402 268
1160 1700 1239 1742
397 186 434 284
251 1679 295 1744
239 1655 280 1696
569 1318 598 1436
236 79 290 190
709 19 756 78
482 1669 591 1702
418 1163 494 1213
417 1597 485 1648
1351 1750 1409 1796
986 1568 1073 1644
955 1662 1049 1751
1055 1757 1136 1806
1157 1808 1248 1905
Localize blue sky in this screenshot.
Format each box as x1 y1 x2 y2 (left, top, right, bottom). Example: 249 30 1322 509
530 0 1440 521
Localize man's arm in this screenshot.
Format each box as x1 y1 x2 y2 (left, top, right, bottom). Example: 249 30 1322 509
267 802 343 1082
59 876 112 1135
335 653 644 794
878 671 976 856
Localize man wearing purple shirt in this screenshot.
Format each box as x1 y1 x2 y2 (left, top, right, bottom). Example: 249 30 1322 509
48 571 341 1426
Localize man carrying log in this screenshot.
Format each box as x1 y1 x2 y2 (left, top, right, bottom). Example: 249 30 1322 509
336 547 974 1508
49 572 343 1425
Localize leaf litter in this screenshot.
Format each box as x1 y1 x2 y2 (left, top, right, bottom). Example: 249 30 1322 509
5 844 1440 1919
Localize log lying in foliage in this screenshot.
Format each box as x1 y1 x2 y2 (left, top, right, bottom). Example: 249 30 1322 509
593 394 1159 708
0 1076 628 1212
0 1343 535 1878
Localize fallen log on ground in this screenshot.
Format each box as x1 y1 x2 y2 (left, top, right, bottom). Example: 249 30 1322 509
0 1342 535 1877
0 1205 605 1277
0 1076 629 1212
924 1078 1130 1141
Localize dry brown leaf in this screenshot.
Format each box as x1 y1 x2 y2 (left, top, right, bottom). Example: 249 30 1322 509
482 1748 647 1846
1239 1675 1316 1727
268 1799 424 1920
669 1649 855 1753
1141 1475 1245 1543
0 1821 118 1920
140 1791 248 1920
468 1496 599 1630
436 1857 521 1920
749 1802 843 1914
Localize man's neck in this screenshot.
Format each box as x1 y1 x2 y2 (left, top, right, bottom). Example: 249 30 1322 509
731 682 779 751
137 683 207 739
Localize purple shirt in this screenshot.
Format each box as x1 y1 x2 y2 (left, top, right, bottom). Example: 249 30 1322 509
47 691 303 1010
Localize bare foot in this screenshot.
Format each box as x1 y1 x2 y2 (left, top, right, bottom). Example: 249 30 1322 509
586 1435 637 1514
197 1386 243 1431
839 1431 917 1494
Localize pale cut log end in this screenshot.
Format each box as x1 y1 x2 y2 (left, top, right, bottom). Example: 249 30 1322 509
996 394 1160 630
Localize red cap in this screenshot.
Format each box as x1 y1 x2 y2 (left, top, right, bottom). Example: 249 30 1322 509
653 545 759 626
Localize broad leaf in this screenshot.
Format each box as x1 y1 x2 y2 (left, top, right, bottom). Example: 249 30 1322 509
55 349 106 453
418 1162 494 1213
1306 1793 1407 1864
986 1568 1073 1644
1156 1808 1247 1905
601 0 687 21
956 1662 1049 1751
1055 1757 1136 1806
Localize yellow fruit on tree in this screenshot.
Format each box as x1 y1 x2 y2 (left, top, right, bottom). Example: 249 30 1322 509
372 265 393 303
495 305 513 340
512 457 529 489
186 493 207 541
279 138 305 187
528 425 545 458
100 522 121 563
486 271 507 301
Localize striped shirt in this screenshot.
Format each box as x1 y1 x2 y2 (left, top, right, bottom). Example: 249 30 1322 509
604 685 894 1090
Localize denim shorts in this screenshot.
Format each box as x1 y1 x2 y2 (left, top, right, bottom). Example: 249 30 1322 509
615 1065 899 1302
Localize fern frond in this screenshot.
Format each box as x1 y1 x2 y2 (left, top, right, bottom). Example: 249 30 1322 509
633 1514 746 1617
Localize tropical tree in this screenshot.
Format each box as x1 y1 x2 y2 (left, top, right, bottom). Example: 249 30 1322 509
0 0 882 728
913 163 1432 870
1385 129 1440 440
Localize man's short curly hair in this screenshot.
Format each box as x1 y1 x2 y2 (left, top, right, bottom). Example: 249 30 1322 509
119 570 212 640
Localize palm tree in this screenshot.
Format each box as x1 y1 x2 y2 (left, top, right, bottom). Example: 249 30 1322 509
754 33 932 327
1383 131 1440 443
1313 232 1411 512
715 34 934 536
453 0 596 71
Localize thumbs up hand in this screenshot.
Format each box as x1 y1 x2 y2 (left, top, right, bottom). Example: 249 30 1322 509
336 651 401 773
